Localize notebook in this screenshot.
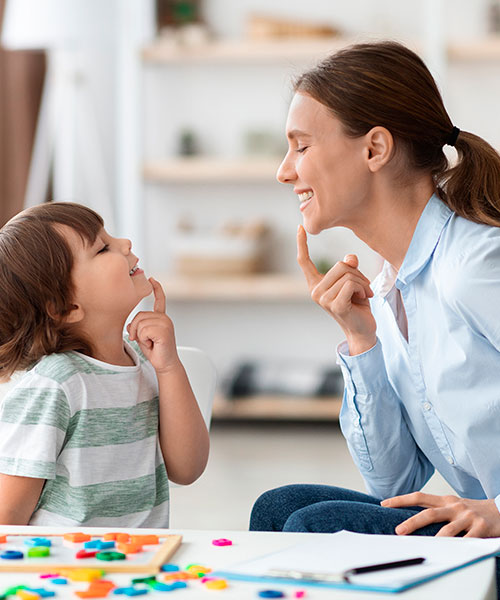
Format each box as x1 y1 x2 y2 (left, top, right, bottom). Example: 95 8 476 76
213 530 500 593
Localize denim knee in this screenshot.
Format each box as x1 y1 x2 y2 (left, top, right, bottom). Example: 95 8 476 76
250 485 313 531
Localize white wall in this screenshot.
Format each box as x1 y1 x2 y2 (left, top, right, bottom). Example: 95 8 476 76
140 1 500 380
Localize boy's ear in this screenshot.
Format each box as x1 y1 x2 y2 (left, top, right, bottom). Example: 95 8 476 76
47 301 84 324
365 126 394 172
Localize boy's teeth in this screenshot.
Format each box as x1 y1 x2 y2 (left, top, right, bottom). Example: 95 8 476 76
298 191 313 202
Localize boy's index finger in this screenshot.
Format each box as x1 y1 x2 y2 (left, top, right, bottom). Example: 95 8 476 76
150 277 166 313
297 225 322 288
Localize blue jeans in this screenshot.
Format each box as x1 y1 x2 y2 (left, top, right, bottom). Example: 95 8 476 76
250 484 499 596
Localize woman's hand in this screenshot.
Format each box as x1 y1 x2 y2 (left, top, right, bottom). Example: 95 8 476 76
381 492 500 538
127 278 179 374
297 225 377 355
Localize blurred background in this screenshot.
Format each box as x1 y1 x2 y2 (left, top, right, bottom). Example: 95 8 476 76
1 0 500 529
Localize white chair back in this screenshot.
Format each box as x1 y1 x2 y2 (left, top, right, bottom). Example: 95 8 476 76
177 346 216 430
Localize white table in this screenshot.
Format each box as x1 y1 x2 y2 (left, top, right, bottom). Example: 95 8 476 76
0 526 496 599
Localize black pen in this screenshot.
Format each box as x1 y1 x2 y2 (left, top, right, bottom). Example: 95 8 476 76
342 557 426 583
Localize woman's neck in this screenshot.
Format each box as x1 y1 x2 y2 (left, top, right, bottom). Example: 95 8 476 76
352 175 435 270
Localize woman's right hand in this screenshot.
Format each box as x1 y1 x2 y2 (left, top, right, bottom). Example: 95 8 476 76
297 225 377 356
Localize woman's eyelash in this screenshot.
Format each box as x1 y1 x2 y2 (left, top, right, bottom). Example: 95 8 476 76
97 244 109 254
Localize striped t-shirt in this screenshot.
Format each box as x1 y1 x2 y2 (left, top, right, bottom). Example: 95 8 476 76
0 339 169 527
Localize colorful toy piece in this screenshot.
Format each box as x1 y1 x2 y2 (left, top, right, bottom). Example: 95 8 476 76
25 538 52 548
204 579 228 590
95 551 126 562
39 575 59 580
59 568 104 582
0 535 7 543
25 588 55 598
160 564 179 572
130 577 156 586
211 538 232 547
76 549 99 559
1 550 24 559
50 579 68 585
116 543 141 554
129 535 158 546
75 579 115 598
27 547 50 558
112 588 147 597
294 592 306 598
258 591 285 599
63 533 91 543
16 590 39 600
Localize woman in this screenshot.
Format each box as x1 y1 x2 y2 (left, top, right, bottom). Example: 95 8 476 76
250 40 500 586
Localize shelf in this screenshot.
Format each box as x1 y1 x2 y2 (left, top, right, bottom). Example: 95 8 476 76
448 37 500 61
142 36 353 64
212 394 342 422
161 274 310 301
143 157 282 183
143 36 500 67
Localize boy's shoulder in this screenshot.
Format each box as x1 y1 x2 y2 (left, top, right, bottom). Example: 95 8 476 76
32 351 120 385
31 352 83 385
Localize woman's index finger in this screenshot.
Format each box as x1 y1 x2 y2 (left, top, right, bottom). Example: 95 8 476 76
150 277 166 313
297 225 322 288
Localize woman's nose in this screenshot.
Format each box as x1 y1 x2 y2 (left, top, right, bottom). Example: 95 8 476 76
276 152 296 184
120 238 132 254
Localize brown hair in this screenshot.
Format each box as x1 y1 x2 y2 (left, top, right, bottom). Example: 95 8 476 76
294 41 500 226
0 202 103 379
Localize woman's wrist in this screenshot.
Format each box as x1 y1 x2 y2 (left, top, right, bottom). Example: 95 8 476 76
346 334 377 356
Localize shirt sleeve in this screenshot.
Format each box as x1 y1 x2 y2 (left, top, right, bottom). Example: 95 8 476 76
338 339 434 500
0 375 70 480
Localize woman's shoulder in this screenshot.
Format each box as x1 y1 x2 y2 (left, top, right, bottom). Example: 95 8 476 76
434 214 500 309
437 213 500 270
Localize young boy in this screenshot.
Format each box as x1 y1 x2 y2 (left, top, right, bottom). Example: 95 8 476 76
0 202 209 526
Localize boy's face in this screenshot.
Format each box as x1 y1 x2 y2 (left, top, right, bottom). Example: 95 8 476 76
61 226 153 323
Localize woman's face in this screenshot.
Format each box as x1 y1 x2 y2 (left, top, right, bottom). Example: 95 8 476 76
277 93 370 235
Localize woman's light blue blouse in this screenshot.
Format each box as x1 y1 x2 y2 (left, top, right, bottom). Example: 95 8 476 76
338 194 500 512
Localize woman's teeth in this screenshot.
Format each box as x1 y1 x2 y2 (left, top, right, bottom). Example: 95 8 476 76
298 191 313 203
129 265 139 275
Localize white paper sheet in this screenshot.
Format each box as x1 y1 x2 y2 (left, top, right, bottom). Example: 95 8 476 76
220 530 500 591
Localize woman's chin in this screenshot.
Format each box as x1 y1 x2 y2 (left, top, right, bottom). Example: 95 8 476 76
302 219 322 236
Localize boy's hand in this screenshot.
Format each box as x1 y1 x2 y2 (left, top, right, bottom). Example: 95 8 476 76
127 278 179 373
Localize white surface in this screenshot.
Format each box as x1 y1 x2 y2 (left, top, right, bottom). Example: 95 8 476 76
0 527 495 599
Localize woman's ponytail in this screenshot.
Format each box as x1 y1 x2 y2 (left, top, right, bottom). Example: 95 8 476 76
440 131 500 226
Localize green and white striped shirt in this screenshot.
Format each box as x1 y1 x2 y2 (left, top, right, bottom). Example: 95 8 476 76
0 339 169 527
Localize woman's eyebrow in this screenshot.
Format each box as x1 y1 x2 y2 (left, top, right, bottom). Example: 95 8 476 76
287 129 312 140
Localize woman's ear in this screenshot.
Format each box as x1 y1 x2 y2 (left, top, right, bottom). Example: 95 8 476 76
365 126 394 172
47 301 84 324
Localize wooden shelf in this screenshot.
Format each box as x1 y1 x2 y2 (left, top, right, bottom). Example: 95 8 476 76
143 37 500 66
143 157 281 183
212 394 342 422
448 37 500 61
160 274 310 301
142 37 353 65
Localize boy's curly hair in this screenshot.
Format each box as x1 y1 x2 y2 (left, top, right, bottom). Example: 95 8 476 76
0 202 103 380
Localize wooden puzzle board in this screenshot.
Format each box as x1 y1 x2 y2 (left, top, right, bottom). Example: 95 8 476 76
0 533 182 573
